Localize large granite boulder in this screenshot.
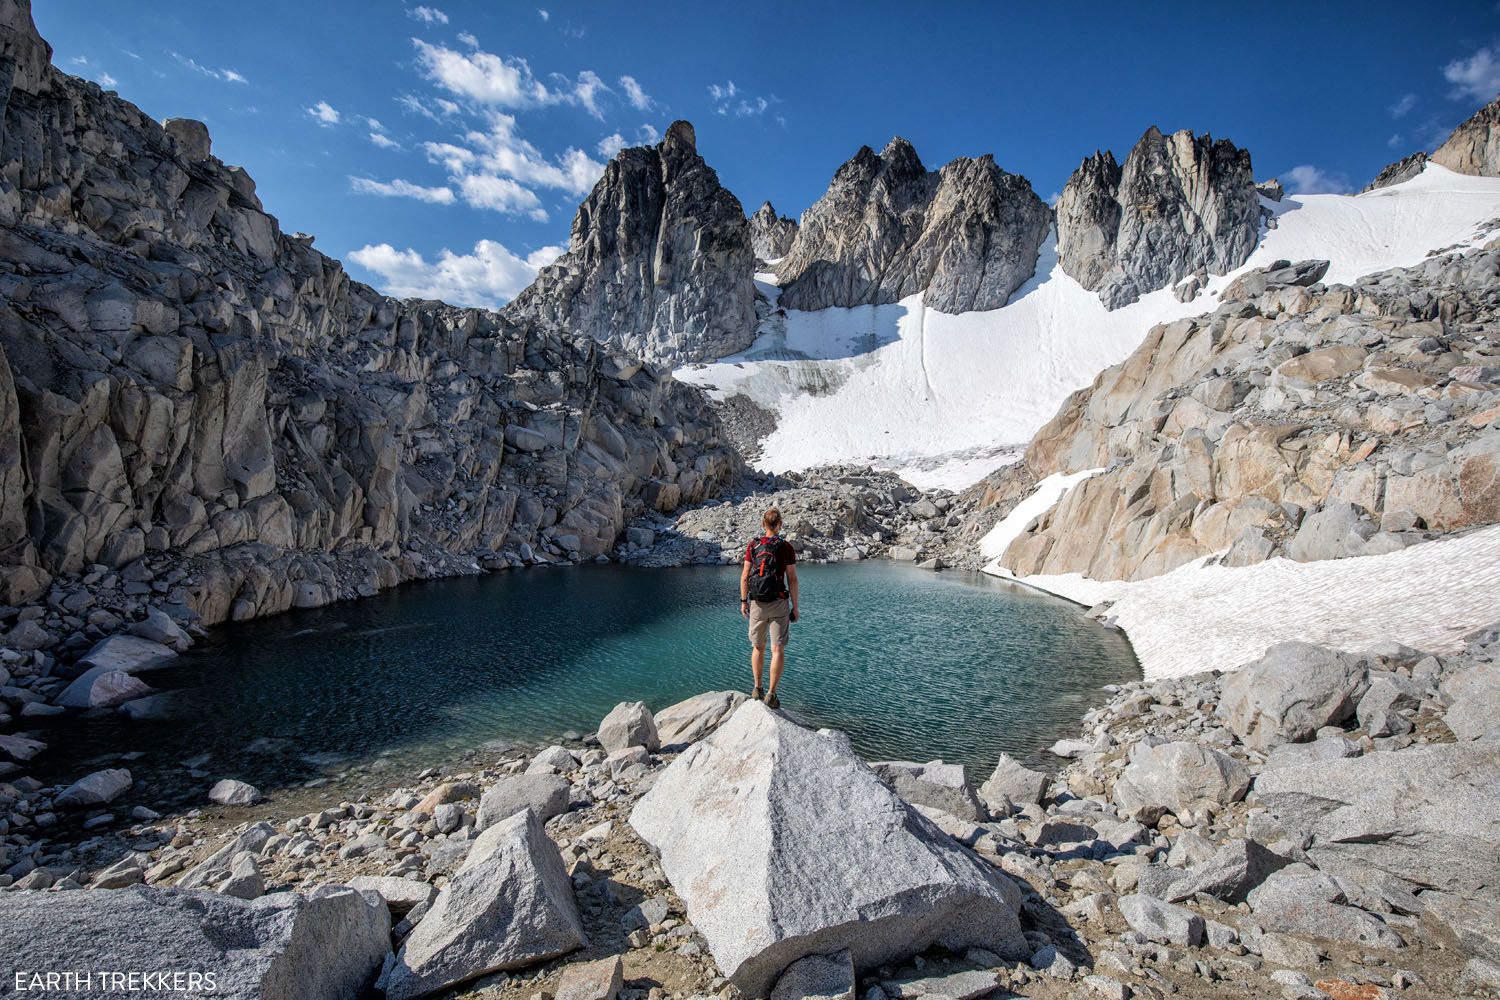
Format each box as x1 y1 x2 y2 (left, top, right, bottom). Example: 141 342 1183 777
502 121 756 365
1442 663 1500 742
1217 643 1369 750
177 822 277 890
871 760 984 821
654 690 748 747
475 774 572 831
54 767 132 808
0 885 389 999
381 809 586 1000
1056 126 1260 308
1110 740 1250 818
1254 741 1500 901
629 702 1027 996
749 201 798 260
776 138 1050 313
1246 864 1403 948
597 700 660 753
977 753 1050 811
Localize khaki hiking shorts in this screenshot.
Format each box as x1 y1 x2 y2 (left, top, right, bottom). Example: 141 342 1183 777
748 597 790 650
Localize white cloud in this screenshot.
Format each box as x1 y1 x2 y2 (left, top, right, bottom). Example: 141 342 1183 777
1387 133 1404 148
708 80 773 117
398 93 461 120
1444 44 1500 102
1283 164 1352 195
306 100 341 126
349 176 455 204
98 72 117 87
619 75 651 110
1388 93 1417 118
172 52 249 84
538 8 550 20
69 55 89 66
425 113 605 198
370 131 401 149
348 239 565 308
638 124 659 145
408 5 448 24
457 173 546 217
573 69 608 120
597 132 626 157
458 31 478 47
413 38 556 107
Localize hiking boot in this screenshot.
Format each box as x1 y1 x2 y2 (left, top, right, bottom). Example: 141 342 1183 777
752 686 764 702
765 691 780 710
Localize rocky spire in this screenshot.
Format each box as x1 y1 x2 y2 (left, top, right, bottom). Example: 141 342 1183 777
502 119 756 367
748 201 797 260
1367 93 1500 191
775 139 1052 313
1056 127 1261 308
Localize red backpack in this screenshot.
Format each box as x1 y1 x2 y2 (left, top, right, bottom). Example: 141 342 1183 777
746 535 788 600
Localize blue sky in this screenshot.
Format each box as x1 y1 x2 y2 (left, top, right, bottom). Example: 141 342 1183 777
34 1 1500 308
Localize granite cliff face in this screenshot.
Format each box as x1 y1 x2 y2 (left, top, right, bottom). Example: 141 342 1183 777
501 121 757 367
775 138 1051 313
1056 127 1262 308
748 200 797 260
984 248 1500 581
1366 93 1500 191
0 2 737 632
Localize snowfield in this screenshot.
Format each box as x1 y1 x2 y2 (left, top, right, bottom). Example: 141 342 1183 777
985 524 1500 681
677 164 1500 490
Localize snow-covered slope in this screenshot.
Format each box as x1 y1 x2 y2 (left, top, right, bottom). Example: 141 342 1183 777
677 165 1500 489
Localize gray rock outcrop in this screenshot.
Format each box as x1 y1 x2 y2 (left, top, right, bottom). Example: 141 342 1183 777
0 884 390 999
977 752 1050 811
1361 152 1428 193
1431 93 1500 177
0 5 738 626
775 138 1050 313
1110 740 1250 816
1056 127 1261 308
871 760 984 821
653 689 747 747
502 121 756 366
475 773 572 831
381 808 586 1000
629 701 1027 996
1217 643 1369 750
597 700 660 753
749 201 798 260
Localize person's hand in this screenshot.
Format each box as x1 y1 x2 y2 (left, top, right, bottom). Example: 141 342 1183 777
790 606 799 623
739 600 749 619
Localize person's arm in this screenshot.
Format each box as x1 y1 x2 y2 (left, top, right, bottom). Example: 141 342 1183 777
787 564 799 622
740 557 751 618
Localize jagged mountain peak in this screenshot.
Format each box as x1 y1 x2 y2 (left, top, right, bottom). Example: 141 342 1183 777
776 138 1051 313
503 117 756 366
1365 92 1500 190
748 201 798 260
1056 126 1260 308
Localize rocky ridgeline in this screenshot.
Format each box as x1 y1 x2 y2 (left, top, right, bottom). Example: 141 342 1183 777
1056 127 1263 309
0 3 739 729
1365 93 1500 192
502 121 758 368
612 466 970 570
774 138 1052 313
748 201 798 261
969 243 1500 581
5 628 1498 999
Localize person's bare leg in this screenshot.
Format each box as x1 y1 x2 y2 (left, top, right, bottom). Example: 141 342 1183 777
750 645 764 694
767 644 785 697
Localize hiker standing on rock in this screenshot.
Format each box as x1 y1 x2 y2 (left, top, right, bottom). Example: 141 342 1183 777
740 507 799 709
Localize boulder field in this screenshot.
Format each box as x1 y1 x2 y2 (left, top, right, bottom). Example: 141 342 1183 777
4 623 1499 999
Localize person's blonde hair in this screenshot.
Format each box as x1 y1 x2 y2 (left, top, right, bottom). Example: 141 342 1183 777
762 507 782 532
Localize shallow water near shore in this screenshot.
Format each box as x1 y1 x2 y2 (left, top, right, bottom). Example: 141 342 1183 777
31 562 1138 807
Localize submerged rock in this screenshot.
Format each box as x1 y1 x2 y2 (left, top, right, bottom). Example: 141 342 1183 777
630 701 1027 996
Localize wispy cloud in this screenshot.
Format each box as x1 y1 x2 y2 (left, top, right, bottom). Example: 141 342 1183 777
457 31 478 48
408 5 448 25
597 132 626 158
349 239 563 308
98 71 117 87
619 75 652 110
413 38 557 108
349 176 455 204
572 69 608 120
306 100 341 126
538 8 550 21
1387 133 1404 148
707 79 774 117
1388 93 1417 118
172 51 248 84
1283 164 1352 195
1444 43 1500 102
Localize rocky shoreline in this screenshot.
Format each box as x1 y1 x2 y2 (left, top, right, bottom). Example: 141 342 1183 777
4 626 1497 1000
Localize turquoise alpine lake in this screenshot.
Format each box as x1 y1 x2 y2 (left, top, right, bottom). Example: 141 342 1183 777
34 561 1138 804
